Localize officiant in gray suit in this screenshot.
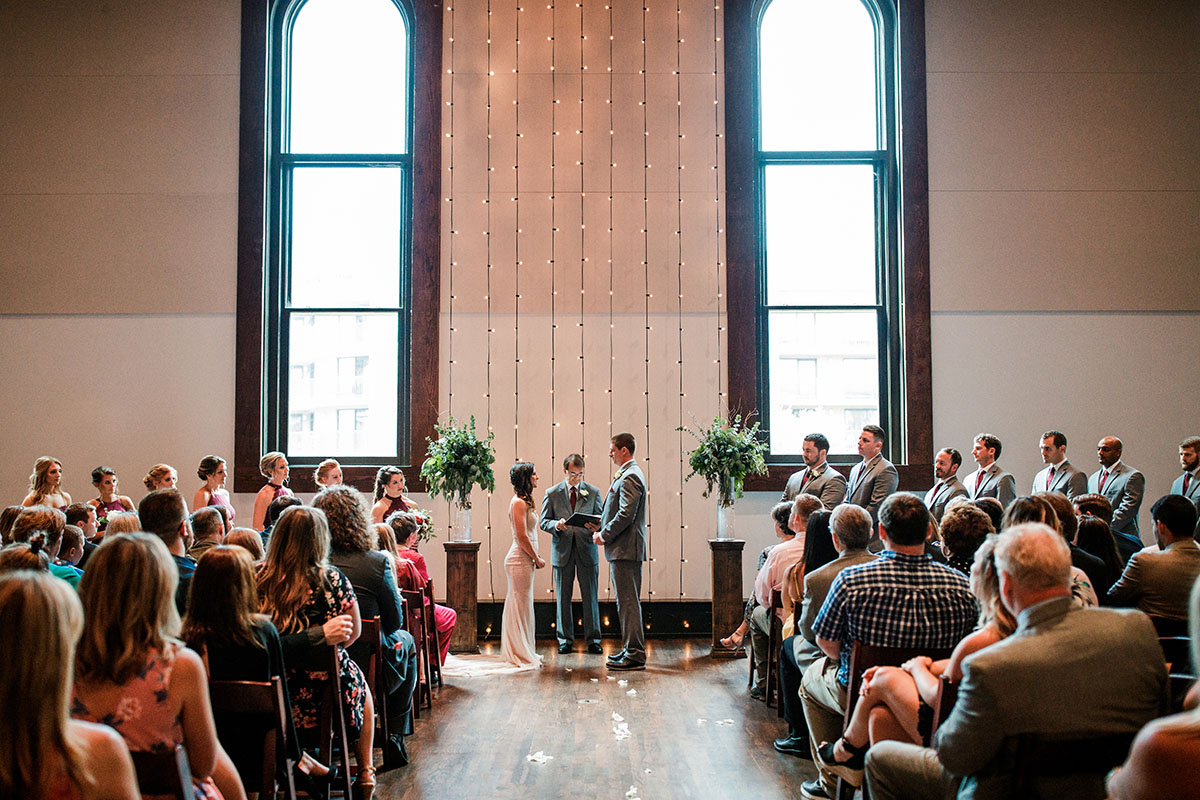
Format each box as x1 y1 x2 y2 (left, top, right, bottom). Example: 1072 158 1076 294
539 453 604 654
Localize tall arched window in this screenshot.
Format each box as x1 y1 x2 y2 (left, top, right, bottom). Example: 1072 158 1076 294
725 0 931 479
235 0 441 490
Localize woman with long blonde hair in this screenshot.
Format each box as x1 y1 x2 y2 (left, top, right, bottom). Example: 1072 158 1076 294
0 571 139 800
256 506 377 799
71 534 245 800
23 456 71 509
251 452 292 531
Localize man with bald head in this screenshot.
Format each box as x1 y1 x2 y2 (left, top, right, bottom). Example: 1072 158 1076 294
1088 436 1146 561
865 523 1166 800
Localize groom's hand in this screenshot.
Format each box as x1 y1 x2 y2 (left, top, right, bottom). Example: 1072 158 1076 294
584 521 600 532
592 532 604 545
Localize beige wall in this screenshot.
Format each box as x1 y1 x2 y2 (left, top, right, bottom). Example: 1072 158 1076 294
2 0 1197 600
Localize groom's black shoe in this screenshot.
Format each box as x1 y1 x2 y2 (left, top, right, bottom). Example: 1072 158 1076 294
587 642 604 654
606 649 627 664
558 642 572 654
606 655 645 671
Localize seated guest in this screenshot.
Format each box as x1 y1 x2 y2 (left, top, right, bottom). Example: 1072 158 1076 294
87 465 135 531
257 506 377 799
775 505 875 758
60 524 85 566
143 463 179 492
749 495 824 698
261 495 302 542
10 506 83 587
938 504 993 575
72 534 245 800
0 535 51 573
388 511 457 664
64 502 100 567
211 503 232 537
104 511 141 535
225 527 266 561
138 489 195 615
720 501 794 651
251 452 292 531
972 497 1004 532
0 571 139 800
962 434 1016 509
1003 495 1097 606
187 506 226 562
23 455 71 509
1037 490 1113 598
1107 575 1200 800
799 494 978 798
1108 495 1200 619
817 535 1016 785
1074 491 1115 525
182 546 330 794
315 485 418 763
372 466 418 524
865 523 1167 800
314 458 344 489
1076 515 1125 590
193 455 236 524
0 504 22 544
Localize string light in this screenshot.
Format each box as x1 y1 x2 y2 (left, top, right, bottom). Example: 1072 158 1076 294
550 0 558 464
640 0 653 601
675 0 686 602
713 0 725 405
485 0 496 602
604 0 614 602
577 0 586 450
447 1 456 421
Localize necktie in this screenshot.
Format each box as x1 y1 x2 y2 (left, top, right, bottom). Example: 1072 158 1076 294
975 470 984 493
930 481 945 504
1099 469 1110 493
1184 473 1193 495
570 486 578 511
1046 465 1056 490
800 469 814 490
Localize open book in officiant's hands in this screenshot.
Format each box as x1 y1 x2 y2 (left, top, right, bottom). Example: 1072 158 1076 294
565 512 602 529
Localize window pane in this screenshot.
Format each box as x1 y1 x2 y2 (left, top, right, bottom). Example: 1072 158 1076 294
288 313 399 457
765 164 876 305
767 309 879 454
290 0 408 154
760 0 877 151
289 167 402 308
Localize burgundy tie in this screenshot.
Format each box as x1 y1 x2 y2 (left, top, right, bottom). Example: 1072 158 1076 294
570 486 578 511
1046 466 1056 490
975 471 984 493
1185 474 1193 495
800 469 814 490
1099 469 1110 493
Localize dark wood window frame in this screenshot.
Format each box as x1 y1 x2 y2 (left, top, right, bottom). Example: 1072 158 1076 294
725 0 932 491
234 0 442 493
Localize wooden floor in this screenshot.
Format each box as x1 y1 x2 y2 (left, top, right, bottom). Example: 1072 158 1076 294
376 639 817 799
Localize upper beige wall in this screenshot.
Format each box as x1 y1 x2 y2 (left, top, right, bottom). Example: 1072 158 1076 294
0 0 241 315
926 0 1200 312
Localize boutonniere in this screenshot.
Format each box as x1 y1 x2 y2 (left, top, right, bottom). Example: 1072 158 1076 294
578 488 590 499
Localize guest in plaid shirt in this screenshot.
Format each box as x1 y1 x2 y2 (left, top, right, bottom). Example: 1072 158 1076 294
796 493 978 800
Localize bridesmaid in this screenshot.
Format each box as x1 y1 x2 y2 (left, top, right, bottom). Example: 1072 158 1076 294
251 452 292 531
371 466 416 524
314 459 343 489
22 456 71 509
88 466 135 533
193 456 236 523
143 463 179 492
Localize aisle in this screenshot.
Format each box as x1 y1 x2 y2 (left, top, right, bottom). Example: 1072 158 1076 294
376 639 817 799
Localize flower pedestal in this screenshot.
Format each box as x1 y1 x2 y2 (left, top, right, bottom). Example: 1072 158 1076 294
709 537 746 659
443 541 481 654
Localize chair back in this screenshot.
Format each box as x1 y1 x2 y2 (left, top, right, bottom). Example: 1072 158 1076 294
130 745 193 800
1008 731 1135 799
402 587 434 713
424 579 444 689
314 646 355 799
208 677 296 799
926 676 960 746
1159 635 1193 675
357 617 393 738
1148 614 1189 637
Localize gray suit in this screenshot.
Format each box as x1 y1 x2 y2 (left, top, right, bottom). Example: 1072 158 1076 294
782 463 848 509
599 459 647 661
794 548 876 668
962 463 1017 508
1108 538 1200 619
1171 468 1200 510
866 598 1167 800
923 477 968 522
1088 460 1145 541
1032 459 1088 499
539 479 603 646
842 455 899 524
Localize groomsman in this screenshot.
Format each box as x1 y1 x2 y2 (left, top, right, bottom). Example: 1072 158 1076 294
782 432 848 509
539 454 604 654
588 433 648 670
925 448 968 522
963 433 1017 509
842 425 899 528
1089 435 1146 561
1172 436 1200 511
1033 430 1088 499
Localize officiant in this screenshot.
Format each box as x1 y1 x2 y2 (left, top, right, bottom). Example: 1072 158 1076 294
539 453 604 654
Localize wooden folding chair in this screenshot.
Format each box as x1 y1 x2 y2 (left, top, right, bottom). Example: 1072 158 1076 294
130 745 193 800
356 616 410 771
312 647 354 799
401 587 434 714
1148 614 1189 637
765 588 784 713
1159 635 1192 675
424 578 444 690
834 642 955 800
1008 731 1135 799
926 676 959 746
208 676 297 800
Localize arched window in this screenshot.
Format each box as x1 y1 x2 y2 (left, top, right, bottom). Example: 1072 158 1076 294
235 0 441 490
725 0 931 477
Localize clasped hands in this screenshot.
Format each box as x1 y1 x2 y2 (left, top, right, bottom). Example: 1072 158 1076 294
858 656 933 697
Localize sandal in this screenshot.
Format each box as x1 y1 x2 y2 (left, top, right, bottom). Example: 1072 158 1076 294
352 765 376 800
720 630 745 651
817 737 869 785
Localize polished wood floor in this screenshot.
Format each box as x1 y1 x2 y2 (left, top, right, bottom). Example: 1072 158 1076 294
376 639 817 799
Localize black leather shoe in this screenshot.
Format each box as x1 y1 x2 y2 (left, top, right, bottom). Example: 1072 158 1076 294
558 642 573 654
382 734 410 770
587 642 604 654
606 656 646 671
749 686 766 700
606 649 627 664
773 735 811 758
800 779 830 799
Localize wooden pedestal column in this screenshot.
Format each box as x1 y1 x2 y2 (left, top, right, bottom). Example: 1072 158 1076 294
443 541 481 654
709 538 746 659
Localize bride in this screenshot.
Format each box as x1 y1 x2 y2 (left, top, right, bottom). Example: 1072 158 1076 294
501 462 546 668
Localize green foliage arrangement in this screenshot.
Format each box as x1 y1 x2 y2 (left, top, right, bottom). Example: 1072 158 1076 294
678 414 768 508
420 415 496 509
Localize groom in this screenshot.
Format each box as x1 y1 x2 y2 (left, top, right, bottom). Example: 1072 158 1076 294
588 432 648 671
539 453 604 654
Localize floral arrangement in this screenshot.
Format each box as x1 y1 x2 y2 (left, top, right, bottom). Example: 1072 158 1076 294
419 415 496 509
678 414 768 508
411 508 437 543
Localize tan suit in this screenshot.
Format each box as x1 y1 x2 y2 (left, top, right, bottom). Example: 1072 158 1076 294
1107 538 1200 619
